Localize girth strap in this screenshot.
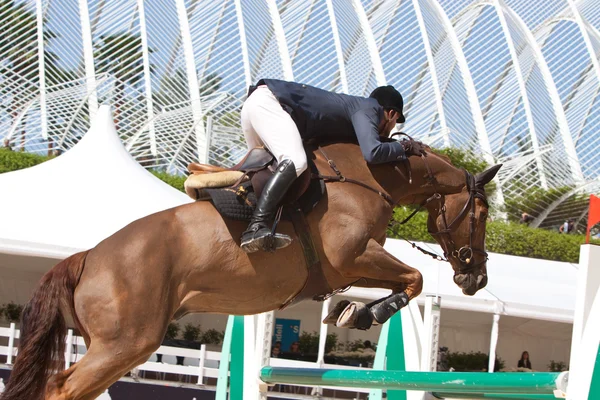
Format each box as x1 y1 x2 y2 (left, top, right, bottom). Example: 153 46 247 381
279 206 333 309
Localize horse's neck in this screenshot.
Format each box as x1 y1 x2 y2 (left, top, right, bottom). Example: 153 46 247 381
312 143 465 205
369 152 466 205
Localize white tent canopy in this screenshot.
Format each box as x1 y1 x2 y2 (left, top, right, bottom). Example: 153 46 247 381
0 105 191 259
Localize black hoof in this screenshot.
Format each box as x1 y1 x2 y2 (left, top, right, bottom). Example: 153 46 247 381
322 300 350 325
336 302 373 330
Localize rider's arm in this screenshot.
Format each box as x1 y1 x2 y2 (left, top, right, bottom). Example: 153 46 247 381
351 107 406 164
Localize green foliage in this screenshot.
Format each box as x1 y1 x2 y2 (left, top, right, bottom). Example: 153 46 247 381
298 331 319 354
484 219 588 262
388 207 432 242
433 147 490 175
298 331 338 354
201 328 225 345
326 333 338 353
150 170 186 192
2 302 23 322
345 339 367 352
548 360 568 372
182 323 201 342
388 207 592 263
165 322 180 340
0 148 52 173
446 351 505 372
432 147 496 196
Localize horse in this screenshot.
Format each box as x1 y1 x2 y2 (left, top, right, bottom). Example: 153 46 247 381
1 140 500 400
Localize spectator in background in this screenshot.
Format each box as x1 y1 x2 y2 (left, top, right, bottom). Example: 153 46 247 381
520 211 534 225
271 341 281 358
518 351 532 369
559 219 575 234
271 346 281 358
289 341 300 354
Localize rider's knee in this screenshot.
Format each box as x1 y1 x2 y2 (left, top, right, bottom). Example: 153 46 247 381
285 156 307 177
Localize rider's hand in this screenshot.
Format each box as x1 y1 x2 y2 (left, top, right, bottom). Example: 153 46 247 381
401 139 427 157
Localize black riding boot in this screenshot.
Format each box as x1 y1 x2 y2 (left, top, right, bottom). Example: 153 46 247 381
241 159 297 253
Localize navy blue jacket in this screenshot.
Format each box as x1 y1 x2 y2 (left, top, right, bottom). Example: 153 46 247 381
254 79 406 164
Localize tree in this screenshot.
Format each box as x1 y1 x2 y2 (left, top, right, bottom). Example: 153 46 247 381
94 33 154 130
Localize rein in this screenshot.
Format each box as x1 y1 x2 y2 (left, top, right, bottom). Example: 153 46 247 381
313 143 488 274
313 147 395 207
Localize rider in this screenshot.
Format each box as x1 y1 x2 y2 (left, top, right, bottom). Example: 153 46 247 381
240 78 413 254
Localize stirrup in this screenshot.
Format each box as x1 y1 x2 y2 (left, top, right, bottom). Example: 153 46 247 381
241 231 292 253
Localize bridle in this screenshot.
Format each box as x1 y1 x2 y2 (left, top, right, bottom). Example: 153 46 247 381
314 144 489 275
429 171 489 271
395 155 489 274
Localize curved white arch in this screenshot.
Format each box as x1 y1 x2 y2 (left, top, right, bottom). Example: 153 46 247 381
176 0 207 162
136 0 156 156
567 0 600 83
426 0 505 207
36 0 47 140
326 0 348 93
78 0 97 117
234 0 252 88
492 0 548 189
412 0 449 145
351 0 386 86
267 0 294 81
427 0 494 162
505 5 585 183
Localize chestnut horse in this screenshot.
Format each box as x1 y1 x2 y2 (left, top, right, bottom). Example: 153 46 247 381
1 141 500 400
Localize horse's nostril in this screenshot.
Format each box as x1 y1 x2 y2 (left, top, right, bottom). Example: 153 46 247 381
454 274 467 285
478 275 488 288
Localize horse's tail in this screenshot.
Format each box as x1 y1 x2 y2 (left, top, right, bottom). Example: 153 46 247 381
1 250 88 400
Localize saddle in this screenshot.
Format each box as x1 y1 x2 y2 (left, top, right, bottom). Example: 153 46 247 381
185 147 330 308
186 148 314 204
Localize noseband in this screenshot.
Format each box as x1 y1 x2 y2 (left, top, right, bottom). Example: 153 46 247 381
394 155 489 274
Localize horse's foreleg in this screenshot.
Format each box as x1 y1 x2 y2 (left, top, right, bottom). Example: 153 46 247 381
332 239 423 329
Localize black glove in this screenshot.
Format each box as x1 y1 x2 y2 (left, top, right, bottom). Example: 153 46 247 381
401 139 427 157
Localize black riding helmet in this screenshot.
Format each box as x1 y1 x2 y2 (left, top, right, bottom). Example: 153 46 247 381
369 85 406 124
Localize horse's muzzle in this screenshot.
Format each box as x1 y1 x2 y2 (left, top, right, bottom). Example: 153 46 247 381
454 272 488 295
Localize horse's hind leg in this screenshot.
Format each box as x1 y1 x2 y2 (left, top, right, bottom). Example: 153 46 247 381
45 339 156 400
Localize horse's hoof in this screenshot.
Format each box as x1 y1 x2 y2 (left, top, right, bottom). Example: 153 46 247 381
336 302 373 330
322 300 350 325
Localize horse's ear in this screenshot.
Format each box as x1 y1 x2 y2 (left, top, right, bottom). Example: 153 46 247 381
475 164 502 187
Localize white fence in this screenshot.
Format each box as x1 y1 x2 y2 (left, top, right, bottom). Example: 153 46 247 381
0 323 221 386
0 323 370 398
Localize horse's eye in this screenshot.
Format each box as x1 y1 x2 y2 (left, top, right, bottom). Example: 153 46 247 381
480 212 488 219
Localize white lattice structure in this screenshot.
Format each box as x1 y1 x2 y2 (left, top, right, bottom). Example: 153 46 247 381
1 0 599 228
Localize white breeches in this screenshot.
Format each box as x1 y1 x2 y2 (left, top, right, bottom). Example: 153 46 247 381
241 85 308 177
